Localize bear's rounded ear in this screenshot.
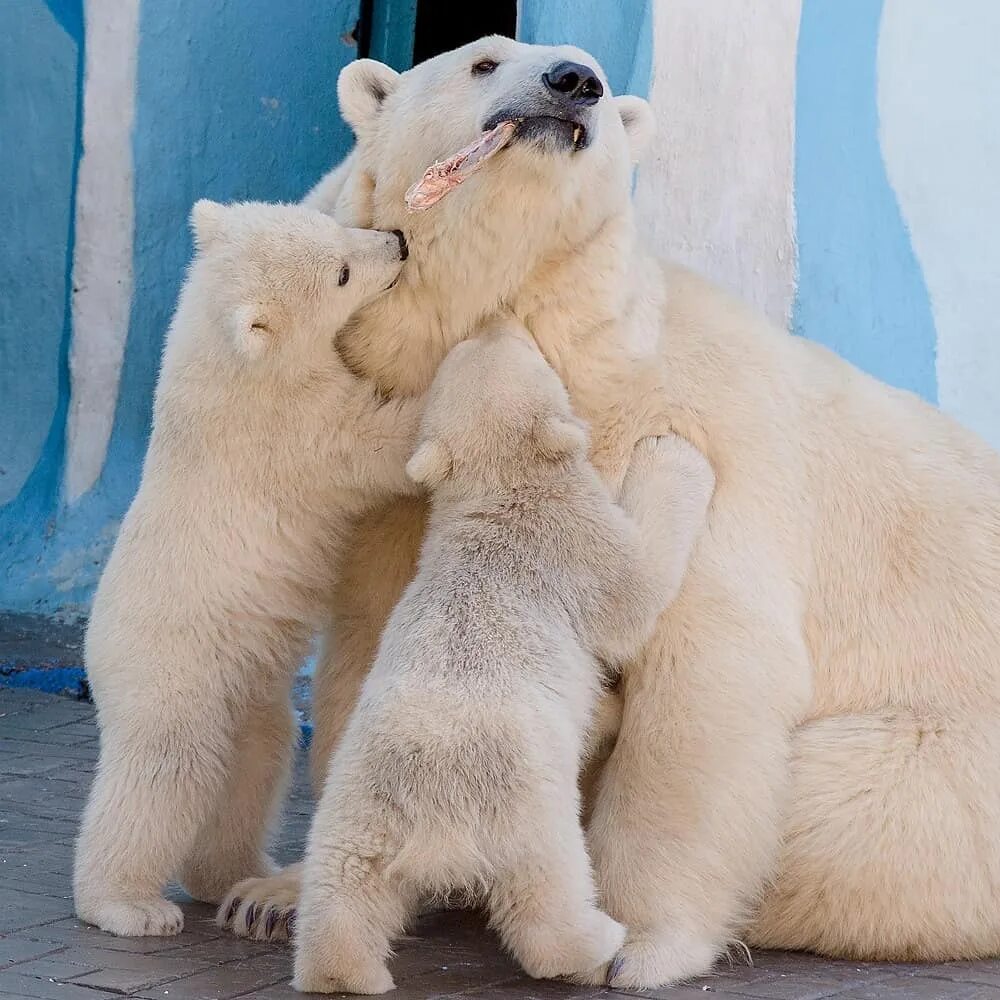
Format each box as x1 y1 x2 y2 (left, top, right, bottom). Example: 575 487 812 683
190 199 228 251
406 438 453 488
338 59 401 135
532 413 589 462
615 96 654 162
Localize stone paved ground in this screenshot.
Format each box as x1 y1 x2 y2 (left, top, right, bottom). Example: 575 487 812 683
3 687 1000 999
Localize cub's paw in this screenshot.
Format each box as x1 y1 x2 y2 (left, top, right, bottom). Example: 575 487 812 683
293 960 395 995
621 433 713 503
606 926 720 989
217 866 301 941
564 911 627 986
78 897 184 937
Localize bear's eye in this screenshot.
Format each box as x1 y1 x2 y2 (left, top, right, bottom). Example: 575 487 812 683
338 264 350 287
471 59 498 77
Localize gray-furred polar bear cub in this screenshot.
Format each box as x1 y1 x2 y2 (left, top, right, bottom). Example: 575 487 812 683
293 321 715 994
74 201 416 938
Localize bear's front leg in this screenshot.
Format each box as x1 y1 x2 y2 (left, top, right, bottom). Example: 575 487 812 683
179 686 297 905
587 550 809 989
217 500 424 941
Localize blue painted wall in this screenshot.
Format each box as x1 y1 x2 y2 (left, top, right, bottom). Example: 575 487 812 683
1 0 360 617
2 1 998 621
0 2 81 509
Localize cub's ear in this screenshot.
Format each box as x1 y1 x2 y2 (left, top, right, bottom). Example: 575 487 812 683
338 59 401 135
406 438 453 488
190 199 229 251
615 95 654 162
532 413 589 462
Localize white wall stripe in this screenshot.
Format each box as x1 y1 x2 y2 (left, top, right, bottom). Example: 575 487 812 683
878 0 1000 451
633 0 801 330
65 0 140 504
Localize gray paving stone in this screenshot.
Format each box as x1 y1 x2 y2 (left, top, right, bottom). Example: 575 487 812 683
0 970 119 999
5 689 1000 999
0 887 75 933
131 955 291 999
0 755 94 777
832 977 1000 999
0 936 67 969
719 973 880 998
23 916 203 955
913 963 1000 988
6 953 102 981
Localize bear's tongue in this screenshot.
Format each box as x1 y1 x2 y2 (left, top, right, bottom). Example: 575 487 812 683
405 121 517 212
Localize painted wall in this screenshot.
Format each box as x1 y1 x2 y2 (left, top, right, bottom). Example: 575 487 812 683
1 0 360 616
631 0 999 440
2 0 998 618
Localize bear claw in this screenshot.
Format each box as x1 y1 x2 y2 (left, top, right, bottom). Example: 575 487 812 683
265 907 279 937
606 954 626 985
224 897 241 925
245 903 261 932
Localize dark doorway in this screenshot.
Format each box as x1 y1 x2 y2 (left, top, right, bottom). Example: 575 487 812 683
412 0 517 65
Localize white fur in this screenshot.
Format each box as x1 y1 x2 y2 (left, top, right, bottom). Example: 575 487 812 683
74 201 416 936
292 325 713 993
225 36 1000 988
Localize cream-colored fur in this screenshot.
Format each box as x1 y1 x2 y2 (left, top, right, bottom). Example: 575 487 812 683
221 36 1000 988
74 201 416 937
293 326 714 993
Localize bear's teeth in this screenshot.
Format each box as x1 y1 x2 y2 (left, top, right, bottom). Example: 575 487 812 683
573 125 582 146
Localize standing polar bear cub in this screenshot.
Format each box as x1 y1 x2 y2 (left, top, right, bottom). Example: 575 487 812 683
293 324 714 994
75 201 415 937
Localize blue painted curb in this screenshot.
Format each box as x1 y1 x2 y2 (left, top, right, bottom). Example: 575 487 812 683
1 664 88 697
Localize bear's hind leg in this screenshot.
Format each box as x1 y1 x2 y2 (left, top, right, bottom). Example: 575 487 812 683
180 685 297 906
74 694 238 936
309 499 425 794
488 807 625 986
294 795 415 995
587 590 808 989
747 711 1000 961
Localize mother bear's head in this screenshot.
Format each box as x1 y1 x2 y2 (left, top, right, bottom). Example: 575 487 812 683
320 36 653 394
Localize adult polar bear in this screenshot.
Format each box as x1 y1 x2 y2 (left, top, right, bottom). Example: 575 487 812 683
222 38 1000 986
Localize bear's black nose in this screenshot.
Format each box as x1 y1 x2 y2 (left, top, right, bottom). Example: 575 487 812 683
542 61 604 106
392 229 408 261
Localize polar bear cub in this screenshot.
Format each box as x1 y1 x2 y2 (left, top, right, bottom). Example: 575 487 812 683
293 321 715 994
74 201 417 937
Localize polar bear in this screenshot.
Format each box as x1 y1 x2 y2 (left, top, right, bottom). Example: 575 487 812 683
214 37 1000 988
293 324 714 993
74 201 415 937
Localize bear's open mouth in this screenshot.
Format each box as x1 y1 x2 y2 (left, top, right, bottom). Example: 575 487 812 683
512 116 588 152
482 112 589 153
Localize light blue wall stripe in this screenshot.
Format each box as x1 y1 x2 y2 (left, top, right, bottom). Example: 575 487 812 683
518 0 653 98
794 0 937 401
